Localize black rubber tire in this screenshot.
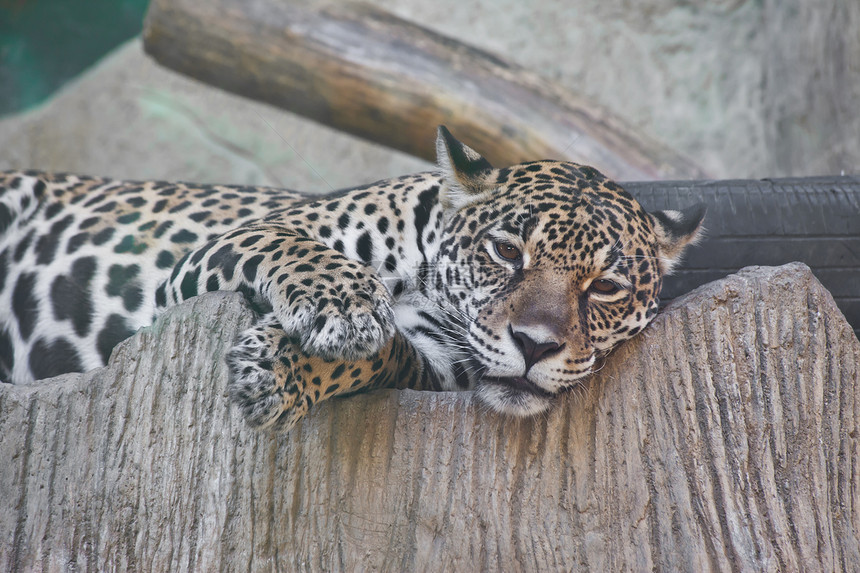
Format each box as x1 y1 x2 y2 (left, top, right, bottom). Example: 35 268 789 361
625 176 860 338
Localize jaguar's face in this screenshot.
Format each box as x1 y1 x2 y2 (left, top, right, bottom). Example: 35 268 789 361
432 127 705 416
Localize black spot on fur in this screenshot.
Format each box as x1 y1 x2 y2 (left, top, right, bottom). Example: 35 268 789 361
356 232 373 263
413 187 437 259
124 286 144 312
189 240 216 265
180 266 201 300
78 216 100 230
12 272 38 341
0 249 7 292
0 204 12 235
155 282 167 307
170 229 197 243
29 337 84 380
32 178 46 198
117 212 141 224
66 232 90 254
153 221 174 238
92 200 117 213
337 212 351 229
92 227 115 245
377 217 389 234
156 250 175 269
35 214 75 265
242 254 265 282
44 202 63 219
106 264 144 312
240 235 263 248
207 244 242 281
51 257 97 337
96 314 136 365
0 327 14 380
114 235 147 254
169 200 192 213
13 229 34 262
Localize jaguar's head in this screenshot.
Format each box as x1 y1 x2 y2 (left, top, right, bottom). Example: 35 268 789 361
431 126 705 415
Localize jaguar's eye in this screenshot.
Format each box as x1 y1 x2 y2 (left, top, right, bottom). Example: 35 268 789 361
493 241 522 262
589 278 622 296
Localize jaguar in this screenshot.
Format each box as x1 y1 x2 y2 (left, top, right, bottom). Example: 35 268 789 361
0 127 704 431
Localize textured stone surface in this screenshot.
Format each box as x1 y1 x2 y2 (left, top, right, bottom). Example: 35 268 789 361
0 37 429 191
1 0 857 182
386 0 860 178
2 263 858 571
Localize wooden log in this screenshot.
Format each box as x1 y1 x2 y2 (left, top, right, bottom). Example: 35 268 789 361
2 263 858 570
141 0 707 181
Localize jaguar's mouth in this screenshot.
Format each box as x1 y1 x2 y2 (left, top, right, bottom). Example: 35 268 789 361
475 375 556 416
480 375 555 399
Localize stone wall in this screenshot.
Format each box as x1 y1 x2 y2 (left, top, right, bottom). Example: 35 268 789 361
1 0 856 184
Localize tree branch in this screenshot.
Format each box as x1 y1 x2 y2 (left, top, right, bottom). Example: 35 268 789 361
142 0 707 180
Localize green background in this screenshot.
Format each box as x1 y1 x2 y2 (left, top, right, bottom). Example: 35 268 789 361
0 0 150 117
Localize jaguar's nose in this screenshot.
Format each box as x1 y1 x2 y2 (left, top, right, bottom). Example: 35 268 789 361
510 328 564 372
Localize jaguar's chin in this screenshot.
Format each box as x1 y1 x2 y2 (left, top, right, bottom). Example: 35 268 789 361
475 376 556 417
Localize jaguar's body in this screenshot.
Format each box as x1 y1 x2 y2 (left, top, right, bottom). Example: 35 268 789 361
0 128 704 430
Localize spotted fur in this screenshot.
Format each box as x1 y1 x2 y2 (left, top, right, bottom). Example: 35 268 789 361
0 127 704 430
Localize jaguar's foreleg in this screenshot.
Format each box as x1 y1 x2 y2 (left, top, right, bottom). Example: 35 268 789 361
158 225 395 360
226 313 428 432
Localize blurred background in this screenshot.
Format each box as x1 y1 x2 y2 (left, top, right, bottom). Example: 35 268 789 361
1 0 857 190
0 0 148 116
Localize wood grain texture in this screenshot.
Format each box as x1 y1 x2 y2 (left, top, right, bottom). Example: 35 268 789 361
141 0 707 181
2 263 858 571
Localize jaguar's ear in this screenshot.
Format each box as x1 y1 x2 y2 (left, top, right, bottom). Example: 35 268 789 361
436 125 497 210
648 203 706 274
